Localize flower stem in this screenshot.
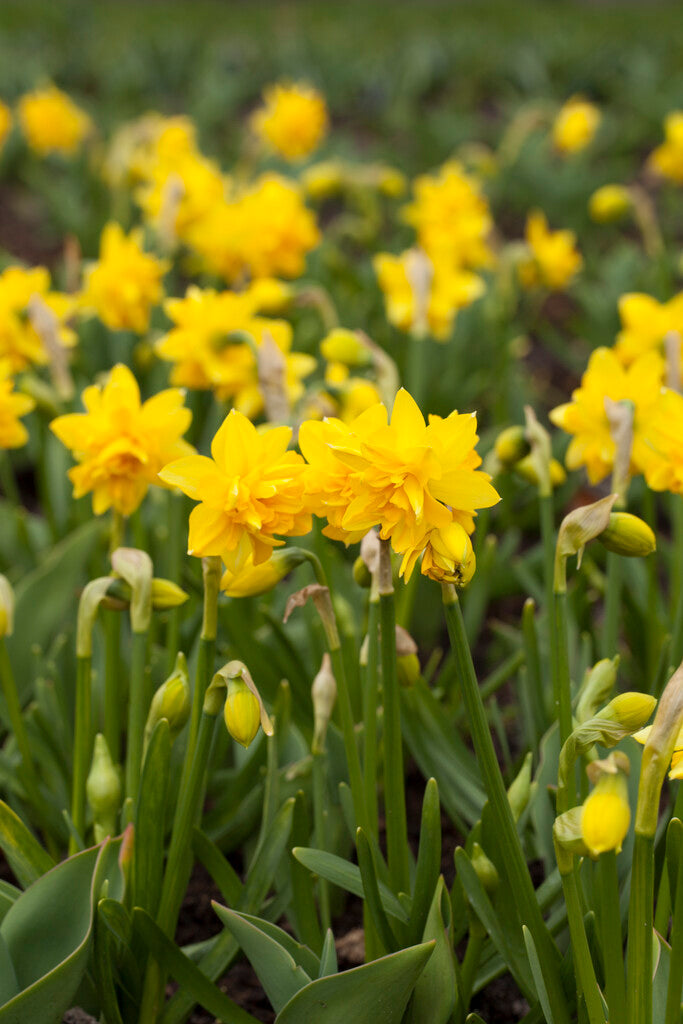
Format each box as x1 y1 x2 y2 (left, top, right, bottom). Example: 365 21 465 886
554 591 574 753
442 585 570 1024
124 629 150 806
0 638 40 796
361 588 380 840
70 654 93 854
103 610 121 765
598 851 626 1024
559 863 606 1024
665 821 683 1024
603 552 622 658
165 490 183 676
626 832 654 1024
379 539 410 896
312 749 331 931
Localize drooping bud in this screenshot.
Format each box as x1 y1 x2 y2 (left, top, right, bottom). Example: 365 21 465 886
103 576 189 611
494 426 529 468
144 652 191 750
311 653 337 754
514 454 566 489
77 576 117 659
320 328 372 368
603 691 657 732
0 575 14 638
554 494 618 592
221 548 307 597
111 548 153 634
575 656 619 724
224 678 261 749
86 733 121 843
396 626 420 687
597 512 656 558
581 751 631 857
589 184 631 223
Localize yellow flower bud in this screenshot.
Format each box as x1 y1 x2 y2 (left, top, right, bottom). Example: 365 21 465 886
246 277 293 315
320 328 372 368
598 512 656 558
151 578 189 609
605 691 657 732
589 184 631 223
352 555 372 589
224 678 261 749
581 762 630 857
86 733 121 842
221 548 307 597
0 575 14 638
494 425 529 467
514 454 566 488
375 166 406 197
144 652 191 748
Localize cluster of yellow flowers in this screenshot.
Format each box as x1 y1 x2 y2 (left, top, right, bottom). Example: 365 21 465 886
250 82 328 162
0 84 92 157
0 265 76 372
519 210 583 291
0 361 34 449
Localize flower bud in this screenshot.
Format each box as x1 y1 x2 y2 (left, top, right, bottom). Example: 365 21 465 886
494 426 529 467
77 576 117 658
601 691 657 732
301 160 346 199
0 575 14 638
397 652 421 688
224 678 261 749
514 454 566 489
320 328 372 368
374 165 406 197
589 184 631 223
150 578 189 609
247 277 293 315
352 555 372 589
312 652 337 753
597 512 656 558
111 547 153 634
144 652 191 749
555 494 618 592
221 548 307 597
471 842 499 896
575 656 619 724
87 733 121 842
581 753 631 857
508 751 533 822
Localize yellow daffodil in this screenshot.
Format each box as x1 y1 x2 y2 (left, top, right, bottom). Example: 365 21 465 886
50 363 193 516
0 361 34 449
519 210 582 291
402 160 494 270
373 250 484 340
81 222 169 333
614 291 683 365
649 111 683 185
250 82 328 161
640 389 683 495
137 145 227 245
634 722 683 780
552 97 601 155
0 265 76 372
0 102 12 153
581 765 631 856
416 520 477 587
159 410 311 573
549 347 665 484
299 388 500 579
18 85 91 156
589 184 631 223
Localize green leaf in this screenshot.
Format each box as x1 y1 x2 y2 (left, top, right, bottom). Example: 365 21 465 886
133 908 259 1024
356 828 398 953
523 926 557 1024
214 907 320 978
134 719 171 917
0 800 55 888
318 930 337 978
192 827 243 906
212 905 312 1012
652 929 671 1024
0 841 112 1023
290 790 323 953
667 817 683 909
408 777 441 944
292 848 409 924
403 877 456 1024
275 941 435 1024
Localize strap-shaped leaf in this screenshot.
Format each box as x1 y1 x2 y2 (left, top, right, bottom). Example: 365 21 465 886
523 926 557 1024
192 827 243 906
275 941 435 1024
318 929 337 978
0 801 54 889
292 847 409 923
403 877 455 1024
134 719 171 917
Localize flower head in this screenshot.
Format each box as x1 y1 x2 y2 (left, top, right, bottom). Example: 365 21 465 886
550 347 665 484
299 389 499 580
81 222 169 333
251 82 328 161
50 364 193 516
18 85 91 156
0 102 12 153
520 210 582 291
0 265 76 372
639 388 683 495
649 111 683 185
552 97 601 155
0 361 34 449
159 410 311 573
581 756 631 857
614 292 683 365
589 184 631 223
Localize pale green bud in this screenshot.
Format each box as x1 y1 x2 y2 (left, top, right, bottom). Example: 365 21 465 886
471 842 499 896
575 656 619 724
312 653 337 754
598 512 656 558
87 733 121 842
494 426 529 467
320 328 372 367
111 548 153 633
0 575 14 638
144 652 191 749
224 678 261 749
600 691 657 732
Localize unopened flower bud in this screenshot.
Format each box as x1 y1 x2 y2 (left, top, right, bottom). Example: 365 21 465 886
508 751 533 822
144 652 191 749
247 277 293 315
581 753 631 857
301 160 346 199
150 578 189 609
397 652 421 687
224 678 261 749
111 548 153 634
601 691 657 732
87 733 121 842
221 548 307 597
353 555 372 589
494 426 529 467
514 454 566 489
320 328 372 368
471 842 499 895
598 512 656 558
555 494 618 592
0 575 14 637
589 184 631 223
575 656 619 724
375 165 406 197
312 652 337 753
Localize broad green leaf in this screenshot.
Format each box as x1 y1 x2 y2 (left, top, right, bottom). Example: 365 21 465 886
212 905 312 1012
213 907 319 978
0 934 18 1005
292 848 409 924
0 800 54 888
133 908 259 1024
652 929 671 1024
403 877 455 1024
275 941 435 1024
134 719 171 917
0 841 112 1023
523 926 557 1024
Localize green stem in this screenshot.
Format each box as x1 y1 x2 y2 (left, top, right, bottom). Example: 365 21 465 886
442 587 570 1024
361 592 380 840
124 630 149 805
560 866 606 1024
598 851 626 1024
0 452 20 505
554 591 574 753
0 638 41 798
626 832 654 1024
603 552 622 659
103 610 121 765
379 541 410 896
539 492 557 669
312 750 331 932
665 819 683 1024
165 491 183 676
70 655 93 854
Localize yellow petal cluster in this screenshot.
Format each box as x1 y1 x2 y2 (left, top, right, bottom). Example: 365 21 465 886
18 85 91 156
81 222 169 333
0 265 76 372
250 81 328 162
0 361 35 449
549 347 665 484
520 210 582 291
299 388 500 582
159 410 312 573
649 111 683 185
639 389 683 495
373 250 484 340
50 364 193 516
580 770 630 857
156 284 315 417
402 160 494 271
552 97 601 155
0 102 12 153
614 291 683 365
